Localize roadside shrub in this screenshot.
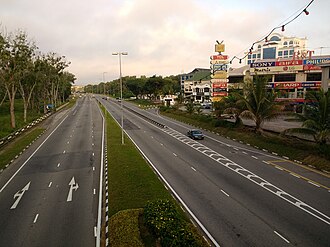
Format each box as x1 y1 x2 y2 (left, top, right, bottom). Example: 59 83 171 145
109 209 144 247
144 199 208 246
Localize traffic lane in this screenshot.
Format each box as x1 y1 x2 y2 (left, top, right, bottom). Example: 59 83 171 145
0 97 102 247
125 126 284 246
138 109 330 212
122 112 330 246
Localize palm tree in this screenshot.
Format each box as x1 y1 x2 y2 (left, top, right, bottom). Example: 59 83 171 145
239 75 282 134
283 89 330 144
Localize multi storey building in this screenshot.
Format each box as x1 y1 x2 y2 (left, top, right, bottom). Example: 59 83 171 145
246 33 308 65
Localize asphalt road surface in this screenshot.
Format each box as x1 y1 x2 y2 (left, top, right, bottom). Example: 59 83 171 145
0 96 103 247
100 97 330 247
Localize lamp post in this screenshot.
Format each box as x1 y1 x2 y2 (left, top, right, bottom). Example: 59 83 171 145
102 72 107 95
112 52 128 145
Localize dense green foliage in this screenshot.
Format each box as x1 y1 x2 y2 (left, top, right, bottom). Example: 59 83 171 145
0 29 75 129
144 200 208 247
109 209 144 247
284 89 330 144
85 75 180 100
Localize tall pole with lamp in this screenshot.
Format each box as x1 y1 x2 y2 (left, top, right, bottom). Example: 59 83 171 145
112 52 128 145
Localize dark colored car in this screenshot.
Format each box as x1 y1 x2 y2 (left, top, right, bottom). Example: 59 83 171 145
187 129 204 140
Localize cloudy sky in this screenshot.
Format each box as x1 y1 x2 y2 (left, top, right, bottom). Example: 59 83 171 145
1 0 329 85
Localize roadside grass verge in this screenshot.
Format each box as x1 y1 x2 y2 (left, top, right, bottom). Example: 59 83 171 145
0 99 43 138
0 128 44 171
160 108 330 172
102 106 209 246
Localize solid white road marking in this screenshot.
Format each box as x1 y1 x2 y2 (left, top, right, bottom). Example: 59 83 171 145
221 190 230 197
10 182 31 209
274 231 290 243
0 115 68 193
33 214 39 223
290 173 300 179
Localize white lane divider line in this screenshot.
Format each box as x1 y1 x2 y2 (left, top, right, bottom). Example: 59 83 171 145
94 189 96 195
274 231 290 243
93 166 95 171
48 182 52 188
173 153 177 157
94 226 97 237
221 190 230 197
242 151 248 154
308 181 321 188
251 155 258 159
191 167 196 172
33 214 39 224
290 173 300 179
57 163 60 167
63 150 66 154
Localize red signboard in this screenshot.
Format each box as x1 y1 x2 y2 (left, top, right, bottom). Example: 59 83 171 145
274 82 301 89
303 64 321 71
212 83 227 88
211 55 228 60
276 60 302 66
212 92 228 97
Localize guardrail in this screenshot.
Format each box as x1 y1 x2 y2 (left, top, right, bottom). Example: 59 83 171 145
0 112 52 149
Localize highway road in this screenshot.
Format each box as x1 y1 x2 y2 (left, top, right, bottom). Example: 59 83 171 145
0 96 104 247
100 96 330 247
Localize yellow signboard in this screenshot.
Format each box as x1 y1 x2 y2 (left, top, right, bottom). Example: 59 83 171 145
211 97 223 102
211 71 228 79
215 44 225 53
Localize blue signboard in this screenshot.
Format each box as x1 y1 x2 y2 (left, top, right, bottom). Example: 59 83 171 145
303 57 330 65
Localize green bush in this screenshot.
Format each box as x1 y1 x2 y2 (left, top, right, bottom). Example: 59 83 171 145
109 209 144 247
144 200 208 247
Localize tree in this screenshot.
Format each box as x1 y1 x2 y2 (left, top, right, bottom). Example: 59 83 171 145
283 89 330 144
239 75 281 133
186 101 195 114
0 30 35 128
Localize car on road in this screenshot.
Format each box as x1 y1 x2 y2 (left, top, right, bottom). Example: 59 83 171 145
187 129 204 140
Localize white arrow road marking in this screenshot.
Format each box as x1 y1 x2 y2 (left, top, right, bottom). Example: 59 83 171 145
10 181 31 209
67 177 79 202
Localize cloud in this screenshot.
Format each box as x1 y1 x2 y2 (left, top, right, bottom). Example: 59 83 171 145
1 0 329 84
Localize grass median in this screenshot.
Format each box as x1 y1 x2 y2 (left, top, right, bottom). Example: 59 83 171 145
103 107 173 217
102 106 209 246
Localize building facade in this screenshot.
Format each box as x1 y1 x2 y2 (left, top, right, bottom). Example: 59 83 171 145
246 33 308 65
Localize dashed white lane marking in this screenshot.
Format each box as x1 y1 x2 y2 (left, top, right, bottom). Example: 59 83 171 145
48 182 52 188
221 190 230 197
173 153 177 157
308 181 321 188
262 160 269 164
57 163 60 167
93 167 95 171
275 166 284 171
162 127 330 225
160 143 164 146
151 136 154 139
93 152 95 156
63 150 66 154
33 214 39 223
251 156 258 159
67 141 70 144
274 231 290 243
94 189 96 195
191 167 196 172
242 151 248 154
290 173 300 179
94 226 97 237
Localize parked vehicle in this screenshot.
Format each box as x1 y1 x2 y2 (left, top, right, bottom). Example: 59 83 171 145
187 129 204 140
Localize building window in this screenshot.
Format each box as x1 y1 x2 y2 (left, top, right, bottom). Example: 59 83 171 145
257 53 261 58
274 74 296 82
278 51 283 56
252 54 256 59
263 47 276 59
248 54 251 59
306 73 322 81
204 88 210 92
283 41 288 46
289 50 294 56
289 41 293 46
248 60 251 65
258 45 261 49
284 50 288 56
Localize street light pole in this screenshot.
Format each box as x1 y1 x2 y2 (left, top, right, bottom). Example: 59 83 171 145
112 52 128 145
